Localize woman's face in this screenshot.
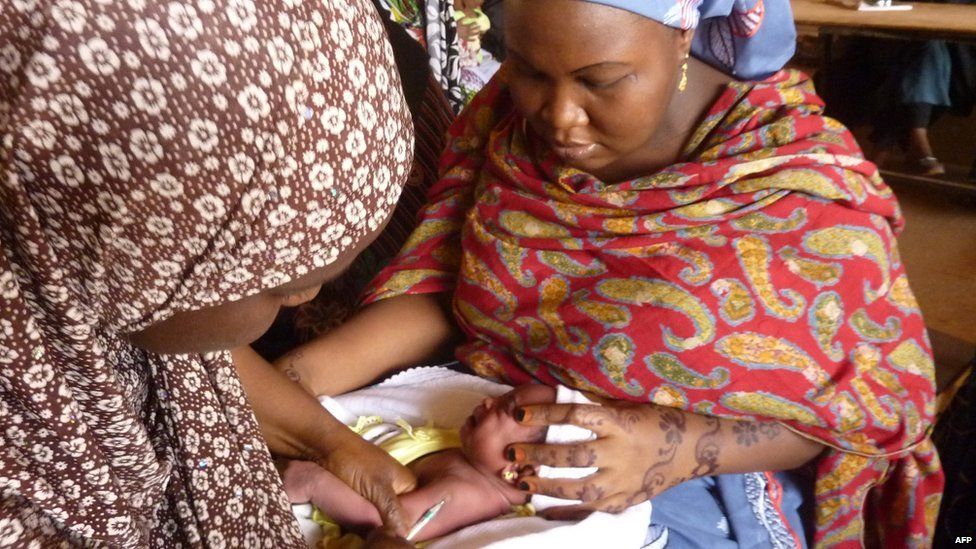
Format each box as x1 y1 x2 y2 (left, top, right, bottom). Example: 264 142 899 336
125 249 360 355
460 384 556 478
504 0 692 182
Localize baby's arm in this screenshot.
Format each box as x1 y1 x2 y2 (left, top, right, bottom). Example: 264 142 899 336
399 451 514 541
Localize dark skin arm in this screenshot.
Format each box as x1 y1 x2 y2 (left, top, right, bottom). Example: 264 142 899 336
274 293 460 396
232 346 417 534
507 399 824 517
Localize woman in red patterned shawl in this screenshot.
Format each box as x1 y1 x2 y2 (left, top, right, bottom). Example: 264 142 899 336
280 0 942 546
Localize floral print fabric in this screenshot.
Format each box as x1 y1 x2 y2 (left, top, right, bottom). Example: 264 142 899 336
0 0 412 546
376 0 468 112
363 70 942 547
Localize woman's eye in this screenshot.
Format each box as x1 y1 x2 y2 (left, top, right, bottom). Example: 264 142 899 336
583 75 625 90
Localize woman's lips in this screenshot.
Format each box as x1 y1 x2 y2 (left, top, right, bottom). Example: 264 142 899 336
550 141 597 163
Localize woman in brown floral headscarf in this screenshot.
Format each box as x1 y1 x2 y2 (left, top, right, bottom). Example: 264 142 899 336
0 0 416 545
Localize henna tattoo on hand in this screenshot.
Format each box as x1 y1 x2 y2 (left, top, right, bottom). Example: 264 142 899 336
626 408 687 506
658 409 686 450
589 405 644 434
574 484 606 502
690 416 721 477
569 445 598 468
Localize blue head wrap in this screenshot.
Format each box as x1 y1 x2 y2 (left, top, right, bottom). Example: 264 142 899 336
582 0 796 80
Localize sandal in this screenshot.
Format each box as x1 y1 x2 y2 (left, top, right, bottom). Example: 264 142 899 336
906 156 946 177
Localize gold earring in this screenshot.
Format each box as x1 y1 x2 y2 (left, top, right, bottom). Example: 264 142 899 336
678 55 689 93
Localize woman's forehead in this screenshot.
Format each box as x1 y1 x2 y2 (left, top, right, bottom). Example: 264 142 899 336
504 0 670 61
505 0 651 30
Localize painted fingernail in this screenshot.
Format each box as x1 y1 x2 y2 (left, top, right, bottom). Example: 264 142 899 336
515 407 528 422
506 447 525 462
518 481 531 491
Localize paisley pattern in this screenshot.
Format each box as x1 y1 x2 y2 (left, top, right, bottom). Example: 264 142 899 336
364 69 942 547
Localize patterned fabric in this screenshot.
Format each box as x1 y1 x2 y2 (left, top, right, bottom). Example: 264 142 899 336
584 0 797 80
0 1 411 546
362 70 942 547
291 71 455 342
378 0 467 112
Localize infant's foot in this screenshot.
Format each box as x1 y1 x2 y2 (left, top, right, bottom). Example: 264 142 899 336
279 459 382 529
280 459 324 504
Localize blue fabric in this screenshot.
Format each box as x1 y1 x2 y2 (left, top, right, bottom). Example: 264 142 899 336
583 0 796 80
649 471 809 548
899 40 952 107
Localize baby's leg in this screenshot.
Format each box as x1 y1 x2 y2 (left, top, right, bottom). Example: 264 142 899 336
280 459 382 529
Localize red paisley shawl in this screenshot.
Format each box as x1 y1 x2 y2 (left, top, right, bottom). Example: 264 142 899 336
363 70 943 547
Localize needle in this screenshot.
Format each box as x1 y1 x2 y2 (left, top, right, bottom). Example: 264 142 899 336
405 498 447 541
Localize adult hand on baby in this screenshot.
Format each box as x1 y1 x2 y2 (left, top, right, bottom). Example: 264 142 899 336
318 429 418 535
362 527 414 548
505 399 706 518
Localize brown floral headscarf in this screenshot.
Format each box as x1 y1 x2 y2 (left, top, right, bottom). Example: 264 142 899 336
0 0 412 546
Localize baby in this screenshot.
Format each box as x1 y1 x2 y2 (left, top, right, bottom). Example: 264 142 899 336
281 383 556 542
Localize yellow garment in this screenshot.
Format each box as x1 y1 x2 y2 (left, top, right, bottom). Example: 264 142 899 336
313 417 462 548
373 418 461 466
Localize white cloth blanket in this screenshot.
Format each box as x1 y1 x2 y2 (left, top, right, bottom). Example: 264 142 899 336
291 366 652 548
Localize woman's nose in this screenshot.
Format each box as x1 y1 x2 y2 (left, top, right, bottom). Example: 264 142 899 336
541 87 586 133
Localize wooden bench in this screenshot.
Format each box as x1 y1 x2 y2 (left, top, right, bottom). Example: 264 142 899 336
791 0 976 43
